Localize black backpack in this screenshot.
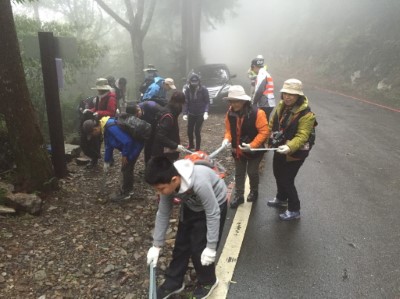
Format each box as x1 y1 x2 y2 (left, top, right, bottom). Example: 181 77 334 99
139 77 155 94
108 113 152 141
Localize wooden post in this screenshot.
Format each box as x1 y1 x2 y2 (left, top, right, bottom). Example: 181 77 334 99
38 32 67 178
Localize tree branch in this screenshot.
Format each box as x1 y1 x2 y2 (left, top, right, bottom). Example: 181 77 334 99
94 0 130 30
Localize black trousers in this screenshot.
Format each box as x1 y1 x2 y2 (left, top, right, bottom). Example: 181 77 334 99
273 153 304 212
144 129 156 164
80 133 101 162
162 201 227 289
187 114 204 150
121 156 139 194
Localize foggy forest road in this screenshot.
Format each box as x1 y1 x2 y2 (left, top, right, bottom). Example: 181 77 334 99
224 84 400 298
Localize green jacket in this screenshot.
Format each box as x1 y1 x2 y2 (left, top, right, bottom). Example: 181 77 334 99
269 96 316 161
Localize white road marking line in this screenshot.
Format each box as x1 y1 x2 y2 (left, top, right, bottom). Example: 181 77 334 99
209 178 251 298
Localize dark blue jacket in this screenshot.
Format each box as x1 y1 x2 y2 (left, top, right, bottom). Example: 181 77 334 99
183 85 210 115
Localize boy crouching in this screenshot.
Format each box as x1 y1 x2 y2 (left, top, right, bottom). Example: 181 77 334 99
145 156 227 299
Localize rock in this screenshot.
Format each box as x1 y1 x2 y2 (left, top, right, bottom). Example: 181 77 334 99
0 205 15 214
4 192 43 215
64 144 81 162
76 157 91 166
103 264 115 274
33 270 47 281
0 181 14 193
125 294 135 299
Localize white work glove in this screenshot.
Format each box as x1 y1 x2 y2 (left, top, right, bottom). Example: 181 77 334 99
277 145 291 154
93 112 98 118
203 112 209 120
176 144 186 152
147 246 161 267
201 247 216 266
82 109 91 114
116 109 120 114
221 138 230 148
239 143 252 152
182 115 188 121
103 162 110 173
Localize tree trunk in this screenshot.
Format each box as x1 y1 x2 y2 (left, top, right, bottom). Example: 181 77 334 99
0 0 55 192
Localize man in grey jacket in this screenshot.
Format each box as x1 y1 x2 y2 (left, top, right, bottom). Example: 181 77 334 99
145 156 227 299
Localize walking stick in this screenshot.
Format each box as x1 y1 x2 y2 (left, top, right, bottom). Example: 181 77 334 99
149 264 157 299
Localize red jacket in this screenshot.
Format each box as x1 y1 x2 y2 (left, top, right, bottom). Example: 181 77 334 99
90 91 117 118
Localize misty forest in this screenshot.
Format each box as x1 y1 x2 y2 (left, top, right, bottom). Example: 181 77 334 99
1 0 399 189
0 0 400 298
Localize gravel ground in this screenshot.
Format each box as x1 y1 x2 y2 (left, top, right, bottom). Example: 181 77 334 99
0 112 236 299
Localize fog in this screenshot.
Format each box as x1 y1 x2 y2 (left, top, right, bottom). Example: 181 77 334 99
202 0 269 82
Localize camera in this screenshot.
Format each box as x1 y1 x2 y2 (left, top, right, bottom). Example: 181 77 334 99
269 131 285 146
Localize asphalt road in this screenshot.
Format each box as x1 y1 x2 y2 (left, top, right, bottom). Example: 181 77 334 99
225 85 400 298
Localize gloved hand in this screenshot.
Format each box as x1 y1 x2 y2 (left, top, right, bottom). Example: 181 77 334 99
221 139 230 148
239 143 252 152
93 112 98 119
277 145 291 154
82 109 91 114
116 109 120 115
201 247 216 266
147 246 161 267
183 115 188 121
203 112 209 120
176 144 186 152
103 162 110 173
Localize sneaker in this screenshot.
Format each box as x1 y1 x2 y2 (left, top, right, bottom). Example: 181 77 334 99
110 191 132 202
230 195 244 209
247 190 258 202
279 210 300 221
192 279 219 299
86 159 98 169
157 283 185 299
267 198 288 208
186 145 195 151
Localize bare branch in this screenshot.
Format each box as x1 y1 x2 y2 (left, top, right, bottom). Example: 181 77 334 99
94 0 130 30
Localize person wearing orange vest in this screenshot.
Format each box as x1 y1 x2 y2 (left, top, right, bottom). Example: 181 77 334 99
251 57 276 119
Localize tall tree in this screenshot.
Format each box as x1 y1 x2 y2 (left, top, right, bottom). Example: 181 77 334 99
0 0 55 192
94 0 157 98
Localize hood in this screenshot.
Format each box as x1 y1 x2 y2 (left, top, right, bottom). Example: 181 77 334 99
153 76 164 84
173 159 195 193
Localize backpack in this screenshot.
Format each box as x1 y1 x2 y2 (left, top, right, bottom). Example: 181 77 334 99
184 150 226 179
109 113 152 141
139 77 154 94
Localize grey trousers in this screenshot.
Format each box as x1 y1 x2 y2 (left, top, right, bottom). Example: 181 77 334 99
234 155 264 197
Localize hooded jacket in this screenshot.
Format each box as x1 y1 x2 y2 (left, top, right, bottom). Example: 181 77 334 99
152 159 227 250
183 83 210 115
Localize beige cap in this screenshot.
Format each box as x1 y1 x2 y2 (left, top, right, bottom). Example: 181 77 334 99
164 78 177 89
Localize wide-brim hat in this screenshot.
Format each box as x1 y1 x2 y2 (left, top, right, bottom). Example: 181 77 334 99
91 78 112 90
280 78 304 96
223 85 251 101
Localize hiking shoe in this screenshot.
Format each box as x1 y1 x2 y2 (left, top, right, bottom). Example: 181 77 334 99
267 198 288 208
230 195 244 209
192 279 219 299
110 191 132 202
279 210 300 221
247 190 258 202
157 283 185 299
86 159 98 169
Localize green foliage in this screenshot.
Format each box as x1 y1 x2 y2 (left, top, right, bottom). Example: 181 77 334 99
14 14 108 140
